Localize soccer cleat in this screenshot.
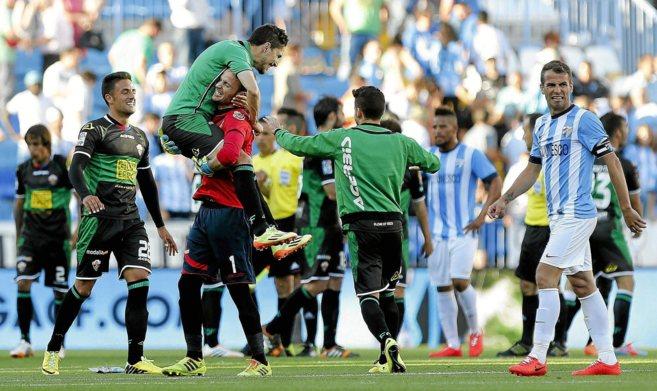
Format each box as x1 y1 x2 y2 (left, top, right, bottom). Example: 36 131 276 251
125 357 163 374
236 359 272 377
383 338 405 373
509 356 547 377
572 360 621 376
615 343 647 357
10 339 34 358
203 344 245 358
297 343 318 357
253 226 297 250
320 345 359 359
429 346 462 358
262 325 286 357
58 348 66 360
497 341 531 357
547 341 569 357
161 357 206 376
468 332 484 357
584 342 597 356
272 234 312 260
368 359 388 374
41 351 61 375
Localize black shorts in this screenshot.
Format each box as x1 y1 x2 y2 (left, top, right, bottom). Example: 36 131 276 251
252 215 303 278
346 219 403 296
16 236 70 291
183 203 255 285
301 225 345 282
76 217 151 279
398 235 409 287
590 225 634 278
515 225 550 283
161 114 224 159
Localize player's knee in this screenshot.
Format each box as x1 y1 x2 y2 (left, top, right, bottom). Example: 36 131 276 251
452 279 470 292
394 286 405 299
327 277 343 291
16 279 32 292
74 280 95 297
123 268 150 282
305 281 325 296
519 279 537 296
616 275 634 292
53 289 66 301
569 276 595 298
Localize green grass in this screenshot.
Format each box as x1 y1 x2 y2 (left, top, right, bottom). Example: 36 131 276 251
3 348 655 390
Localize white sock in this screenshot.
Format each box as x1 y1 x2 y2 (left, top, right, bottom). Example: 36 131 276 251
529 288 559 364
437 290 460 348
580 290 617 365
455 285 479 334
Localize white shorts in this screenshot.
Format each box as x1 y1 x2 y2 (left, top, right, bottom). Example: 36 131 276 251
428 234 478 286
540 216 597 276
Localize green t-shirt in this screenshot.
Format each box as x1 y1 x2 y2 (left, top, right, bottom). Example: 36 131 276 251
276 123 440 223
110 29 154 84
344 0 384 35
165 40 254 119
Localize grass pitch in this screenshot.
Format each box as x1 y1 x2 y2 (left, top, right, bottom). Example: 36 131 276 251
2 348 655 390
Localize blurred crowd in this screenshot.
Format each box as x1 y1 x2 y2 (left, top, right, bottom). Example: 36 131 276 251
2 0 657 254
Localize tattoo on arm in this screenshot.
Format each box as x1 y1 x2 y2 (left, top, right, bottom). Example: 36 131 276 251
503 193 514 202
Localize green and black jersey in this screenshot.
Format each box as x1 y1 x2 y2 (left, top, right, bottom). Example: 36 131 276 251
301 157 338 228
591 153 640 237
275 123 440 226
74 115 150 219
15 154 72 240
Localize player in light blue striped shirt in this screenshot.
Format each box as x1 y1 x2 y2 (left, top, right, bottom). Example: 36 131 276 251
488 60 646 377
426 106 501 358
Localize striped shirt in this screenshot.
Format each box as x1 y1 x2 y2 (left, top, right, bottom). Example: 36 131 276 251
426 143 498 239
529 105 612 219
152 154 193 213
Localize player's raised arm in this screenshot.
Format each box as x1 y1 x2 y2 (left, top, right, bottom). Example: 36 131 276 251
488 161 541 219
236 70 261 128
405 136 441 173
266 117 337 158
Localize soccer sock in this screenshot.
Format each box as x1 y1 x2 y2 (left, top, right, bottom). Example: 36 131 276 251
395 297 405 339
277 296 293 347
613 290 632 348
266 286 314 335
227 283 267 365
529 288 559 364
553 293 568 344
201 286 224 347
455 285 479 334
379 291 400 339
580 290 616 364
53 291 65 345
249 284 259 309
232 164 268 236
303 295 318 346
436 289 460 348
126 279 150 365
178 275 203 360
321 289 340 348
520 294 538 346
597 277 613 306
17 291 32 342
562 290 580 342
47 285 88 352
359 295 391 351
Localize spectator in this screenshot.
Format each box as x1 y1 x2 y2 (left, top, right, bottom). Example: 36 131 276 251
622 54 654 99
168 0 212 67
273 44 309 113
402 7 439 74
628 87 657 143
380 35 422 118
493 71 526 126
42 47 82 110
146 42 187 93
462 107 498 162
45 106 74 157
478 57 505 102
141 112 164 158
0 0 17 114
340 74 366 126
108 18 161 86
3 71 54 139
144 70 174 117
40 0 75 72
62 0 105 47
357 40 383 88
573 60 609 99
471 10 516 75
152 152 194 220
450 1 477 51
624 124 657 218
427 22 467 107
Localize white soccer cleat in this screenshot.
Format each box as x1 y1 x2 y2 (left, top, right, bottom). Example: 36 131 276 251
202 344 245 358
10 339 34 358
58 348 66 359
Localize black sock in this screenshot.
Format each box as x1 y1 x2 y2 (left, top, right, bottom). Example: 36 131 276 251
17 291 32 342
178 275 203 360
395 297 405 339
232 164 268 235
202 286 224 347
53 292 65 346
277 297 293 347
250 285 259 310
267 286 314 335
321 289 340 348
126 279 149 365
521 294 538 346
563 295 581 343
47 286 88 351
380 292 399 339
553 293 568 344
227 283 267 365
613 290 632 348
359 295 391 351
303 295 318 345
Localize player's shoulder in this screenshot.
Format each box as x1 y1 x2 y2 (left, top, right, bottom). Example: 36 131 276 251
52 154 68 167
16 159 30 172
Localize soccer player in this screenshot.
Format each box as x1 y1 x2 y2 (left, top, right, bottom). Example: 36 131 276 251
11 125 73 359
160 24 294 248
488 60 646 377
266 86 441 373
161 69 271 378
41 72 178 376
425 107 501 358
562 112 644 356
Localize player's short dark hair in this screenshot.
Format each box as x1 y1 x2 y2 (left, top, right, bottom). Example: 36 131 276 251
380 118 402 134
478 10 489 23
540 60 572 84
434 106 457 118
248 24 288 49
24 124 51 150
600 112 626 139
352 86 385 120
313 96 342 126
277 107 305 131
101 71 132 107
526 113 543 130
143 18 162 31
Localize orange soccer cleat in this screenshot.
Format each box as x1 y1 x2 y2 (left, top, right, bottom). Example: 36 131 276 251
429 346 462 358
469 332 484 357
509 356 548 377
572 360 621 376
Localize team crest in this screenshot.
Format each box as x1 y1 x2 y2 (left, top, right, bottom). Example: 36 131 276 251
455 159 465 168
320 261 329 272
561 126 573 136
390 271 401 281
192 148 200 157
16 261 26 273
136 144 144 157
48 174 58 186
233 111 246 121
92 259 101 271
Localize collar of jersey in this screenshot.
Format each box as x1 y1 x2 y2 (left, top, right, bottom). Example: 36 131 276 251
353 123 392 134
104 114 130 130
550 104 575 120
238 40 254 65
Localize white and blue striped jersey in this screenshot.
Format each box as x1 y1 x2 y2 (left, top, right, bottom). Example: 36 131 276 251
529 105 613 219
426 143 498 239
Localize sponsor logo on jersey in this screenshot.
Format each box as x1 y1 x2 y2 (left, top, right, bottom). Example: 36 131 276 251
136 144 144 157
233 111 246 121
86 249 109 256
48 174 58 186
561 125 573 136
32 170 50 176
455 159 465 168
340 137 364 210
78 132 88 146
92 259 101 271
120 134 135 140
116 160 137 180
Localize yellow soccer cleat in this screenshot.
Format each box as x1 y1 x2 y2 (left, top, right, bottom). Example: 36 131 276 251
125 357 163 374
41 351 61 375
368 360 388 374
236 359 272 377
161 357 206 376
383 338 406 373
272 234 312 260
253 226 297 250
